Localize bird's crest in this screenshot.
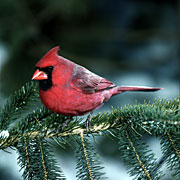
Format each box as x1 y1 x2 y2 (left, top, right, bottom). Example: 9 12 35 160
36 46 60 68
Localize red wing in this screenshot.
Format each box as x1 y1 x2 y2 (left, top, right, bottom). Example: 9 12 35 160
70 65 115 94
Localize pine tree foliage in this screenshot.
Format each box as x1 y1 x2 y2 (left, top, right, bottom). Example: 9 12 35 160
74 133 105 180
17 136 66 180
0 82 179 180
118 126 163 180
160 132 180 180
0 81 38 130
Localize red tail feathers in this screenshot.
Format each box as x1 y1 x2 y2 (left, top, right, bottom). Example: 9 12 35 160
118 86 162 91
112 86 163 95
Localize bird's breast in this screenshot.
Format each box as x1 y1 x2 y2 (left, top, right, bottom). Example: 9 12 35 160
39 86 111 116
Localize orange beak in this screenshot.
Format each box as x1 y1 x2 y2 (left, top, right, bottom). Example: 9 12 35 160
32 69 48 80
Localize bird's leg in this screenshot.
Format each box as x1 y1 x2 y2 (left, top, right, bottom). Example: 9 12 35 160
85 111 93 136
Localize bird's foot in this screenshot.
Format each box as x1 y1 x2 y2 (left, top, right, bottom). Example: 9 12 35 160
85 111 93 136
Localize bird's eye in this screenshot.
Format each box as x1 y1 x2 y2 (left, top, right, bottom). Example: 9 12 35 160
47 66 54 71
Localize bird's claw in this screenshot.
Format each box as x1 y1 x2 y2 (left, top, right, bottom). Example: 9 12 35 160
85 111 93 136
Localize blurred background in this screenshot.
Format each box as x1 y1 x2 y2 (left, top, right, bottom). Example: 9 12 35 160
0 0 178 179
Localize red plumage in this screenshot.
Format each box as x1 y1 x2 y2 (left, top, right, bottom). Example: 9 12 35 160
32 46 162 116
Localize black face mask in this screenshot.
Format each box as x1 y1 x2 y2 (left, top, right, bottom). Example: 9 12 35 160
36 66 54 91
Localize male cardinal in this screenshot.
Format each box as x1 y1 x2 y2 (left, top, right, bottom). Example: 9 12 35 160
32 46 162 129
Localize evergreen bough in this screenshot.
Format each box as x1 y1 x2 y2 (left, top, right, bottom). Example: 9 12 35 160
0 81 179 180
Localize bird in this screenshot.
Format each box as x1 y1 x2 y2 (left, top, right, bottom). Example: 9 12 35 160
32 46 162 131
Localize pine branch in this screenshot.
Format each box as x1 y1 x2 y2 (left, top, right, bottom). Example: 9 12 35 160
0 81 39 130
160 131 180 180
74 131 105 180
17 136 66 180
0 97 179 149
118 126 163 180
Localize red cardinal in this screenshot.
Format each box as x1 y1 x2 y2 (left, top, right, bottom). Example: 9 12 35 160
32 46 162 120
